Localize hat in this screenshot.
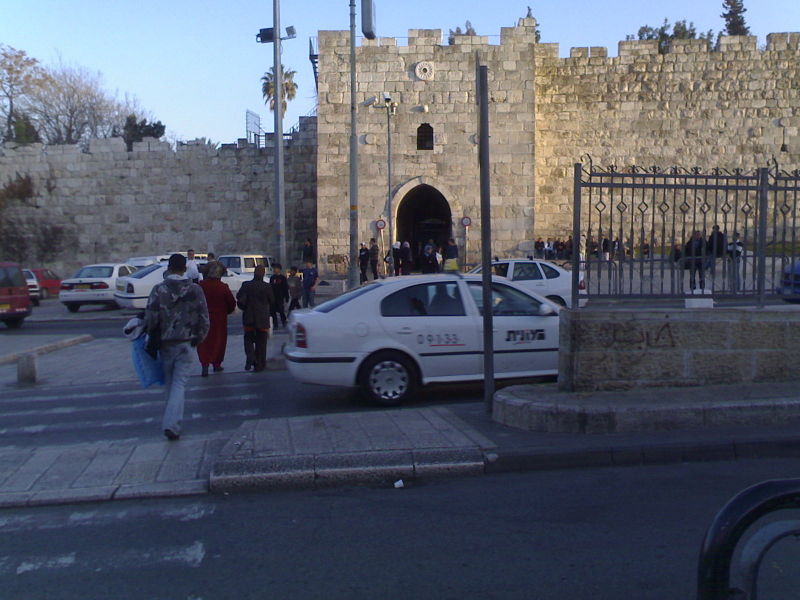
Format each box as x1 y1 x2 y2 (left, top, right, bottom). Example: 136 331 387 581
168 253 187 270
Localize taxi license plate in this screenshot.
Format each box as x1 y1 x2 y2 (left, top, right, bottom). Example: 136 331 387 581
76 284 92 290
0 304 10 311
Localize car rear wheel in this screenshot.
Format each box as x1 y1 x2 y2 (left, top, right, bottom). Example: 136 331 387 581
3 318 24 329
65 303 80 313
546 295 567 307
31 297 40 307
358 351 418 407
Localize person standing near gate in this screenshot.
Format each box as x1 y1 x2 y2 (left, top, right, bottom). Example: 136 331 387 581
144 253 210 440
358 243 370 284
300 260 318 308
368 238 380 280
269 263 289 329
727 231 744 292
236 265 274 372
706 225 727 282
684 230 707 292
444 238 459 271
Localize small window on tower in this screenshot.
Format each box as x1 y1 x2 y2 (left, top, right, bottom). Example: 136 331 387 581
417 123 434 151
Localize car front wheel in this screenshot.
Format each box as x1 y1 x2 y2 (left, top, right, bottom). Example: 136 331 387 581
546 295 567 307
358 351 418 407
65 303 80 313
3 318 24 329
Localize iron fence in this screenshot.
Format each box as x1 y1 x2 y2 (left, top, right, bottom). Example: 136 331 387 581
571 159 800 306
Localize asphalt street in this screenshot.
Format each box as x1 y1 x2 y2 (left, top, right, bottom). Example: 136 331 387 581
2 458 800 599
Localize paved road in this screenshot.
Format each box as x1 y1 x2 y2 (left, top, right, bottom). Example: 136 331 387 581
2 457 800 599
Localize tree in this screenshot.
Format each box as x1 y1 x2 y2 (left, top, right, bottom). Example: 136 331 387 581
627 18 714 54
12 113 40 144
448 20 477 45
117 114 166 151
0 45 48 142
261 65 298 114
722 0 750 36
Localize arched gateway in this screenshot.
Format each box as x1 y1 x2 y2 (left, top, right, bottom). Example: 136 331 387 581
395 184 452 263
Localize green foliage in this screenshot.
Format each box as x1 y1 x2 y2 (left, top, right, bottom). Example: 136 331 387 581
11 113 40 144
115 114 166 151
0 173 34 205
261 65 298 114
627 18 715 54
447 20 477 45
722 0 750 36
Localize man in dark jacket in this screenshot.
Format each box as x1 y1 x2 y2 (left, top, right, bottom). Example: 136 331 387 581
684 230 706 292
419 244 438 274
236 265 274 372
368 238 380 280
706 225 727 279
144 253 210 440
269 263 289 328
358 243 370 284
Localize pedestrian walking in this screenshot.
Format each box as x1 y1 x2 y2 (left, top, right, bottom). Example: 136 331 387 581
144 253 209 441
269 263 289 328
684 230 707 292
727 231 744 292
185 248 201 283
400 241 413 275
236 265 274 372
287 267 303 315
386 241 401 276
368 238 380 280
301 238 314 264
197 262 236 377
300 260 318 308
443 238 459 271
358 243 370 284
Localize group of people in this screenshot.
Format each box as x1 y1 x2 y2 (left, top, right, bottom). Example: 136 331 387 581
672 226 744 291
141 247 319 441
533 237 575 261
357 238 460 282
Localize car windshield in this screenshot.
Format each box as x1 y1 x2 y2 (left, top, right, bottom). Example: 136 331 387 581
218 257 241 269
74 266 114 279
0 266 25 287
470 263 509 277
314 283 380 313
23 270 35 280
130 264 163 279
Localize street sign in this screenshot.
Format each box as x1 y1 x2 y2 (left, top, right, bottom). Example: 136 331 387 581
461 216 472 227
376 219 386 230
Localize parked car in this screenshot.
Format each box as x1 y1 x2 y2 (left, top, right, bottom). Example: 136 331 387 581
284 274 559 406
469 259 585 307
21 269 41 306
218 254 274 275
125 256 168 269
776 261 800 301
59 263 136 312
114 263 249 309
0 262 32 328
31 268 61 299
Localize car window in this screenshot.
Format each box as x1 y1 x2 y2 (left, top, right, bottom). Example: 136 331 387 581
75 266 114 278
492 264 509 278
381 282 466 317
0 266 25 287
118 266 130 276
47 270 59 279
219 257 241 269
541 264 561 279
23 270 35 281
314 283 380 313
244 258 256 269
255 257 267 267
468 282 542 316
130 264 163 279
513 263 543 281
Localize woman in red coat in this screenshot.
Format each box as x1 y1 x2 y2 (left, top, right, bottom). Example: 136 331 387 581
197 262 236 376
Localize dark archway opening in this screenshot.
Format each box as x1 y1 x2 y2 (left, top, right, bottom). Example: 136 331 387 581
396 184 452 267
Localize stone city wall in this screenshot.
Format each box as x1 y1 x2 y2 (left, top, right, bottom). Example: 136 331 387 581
0 117 317 277
558 308 800 392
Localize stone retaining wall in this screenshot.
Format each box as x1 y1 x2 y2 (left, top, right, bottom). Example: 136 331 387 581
558 308 800 391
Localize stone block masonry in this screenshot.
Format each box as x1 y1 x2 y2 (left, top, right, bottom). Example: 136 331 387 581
0 118 317 277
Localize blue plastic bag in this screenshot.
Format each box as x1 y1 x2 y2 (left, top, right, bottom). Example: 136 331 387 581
131 335 165 388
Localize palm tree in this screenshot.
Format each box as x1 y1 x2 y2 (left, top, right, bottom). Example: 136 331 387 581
261 65 298 113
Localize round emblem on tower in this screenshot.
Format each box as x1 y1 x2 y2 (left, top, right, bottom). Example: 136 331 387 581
414 61 435 81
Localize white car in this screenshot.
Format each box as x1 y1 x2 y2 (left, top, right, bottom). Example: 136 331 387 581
469 259 583 307
22 269 41 306
59 263 136 312
218 254 274 275
114 263 249 309
284 274 560 406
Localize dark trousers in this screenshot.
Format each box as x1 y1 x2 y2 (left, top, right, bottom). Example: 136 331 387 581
287 297 301 315
359 263 368 284
370 260 378 280
271 299 287 327
689 260 705 290
244 328 268 371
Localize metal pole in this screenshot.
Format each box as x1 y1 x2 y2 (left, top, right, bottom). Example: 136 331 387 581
478 62 494 414
347 0 360 290
273 0 287 269
571 163 582 309
387 103 394 270
756 167 769 307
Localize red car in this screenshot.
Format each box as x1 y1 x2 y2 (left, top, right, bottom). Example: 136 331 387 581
31 268 61 299
0 262 32 328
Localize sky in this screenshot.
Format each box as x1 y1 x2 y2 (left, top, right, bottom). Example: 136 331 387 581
2 1 798 144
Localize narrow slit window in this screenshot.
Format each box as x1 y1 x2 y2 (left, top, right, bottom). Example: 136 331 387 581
417 123 434 151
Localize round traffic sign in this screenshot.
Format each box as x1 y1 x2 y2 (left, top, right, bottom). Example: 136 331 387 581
376 219 386 230
461 216 472 227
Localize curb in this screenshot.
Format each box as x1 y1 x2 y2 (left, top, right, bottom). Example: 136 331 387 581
0 334 94 366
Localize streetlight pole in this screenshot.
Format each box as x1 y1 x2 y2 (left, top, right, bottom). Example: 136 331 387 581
385 99 397 266
273 0 287 270
347 0 360 290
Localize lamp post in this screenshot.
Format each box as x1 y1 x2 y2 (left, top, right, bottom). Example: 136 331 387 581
377 97 398 267
256 5 296 271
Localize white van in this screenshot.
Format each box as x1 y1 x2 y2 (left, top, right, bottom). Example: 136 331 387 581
217 254 274 275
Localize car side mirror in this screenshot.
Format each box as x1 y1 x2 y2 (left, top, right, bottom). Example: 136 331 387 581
538 303 557 317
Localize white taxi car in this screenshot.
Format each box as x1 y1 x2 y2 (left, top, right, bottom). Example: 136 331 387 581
285 274 560 406
114 263 249 309
59 263 136 312
469 259 583 307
